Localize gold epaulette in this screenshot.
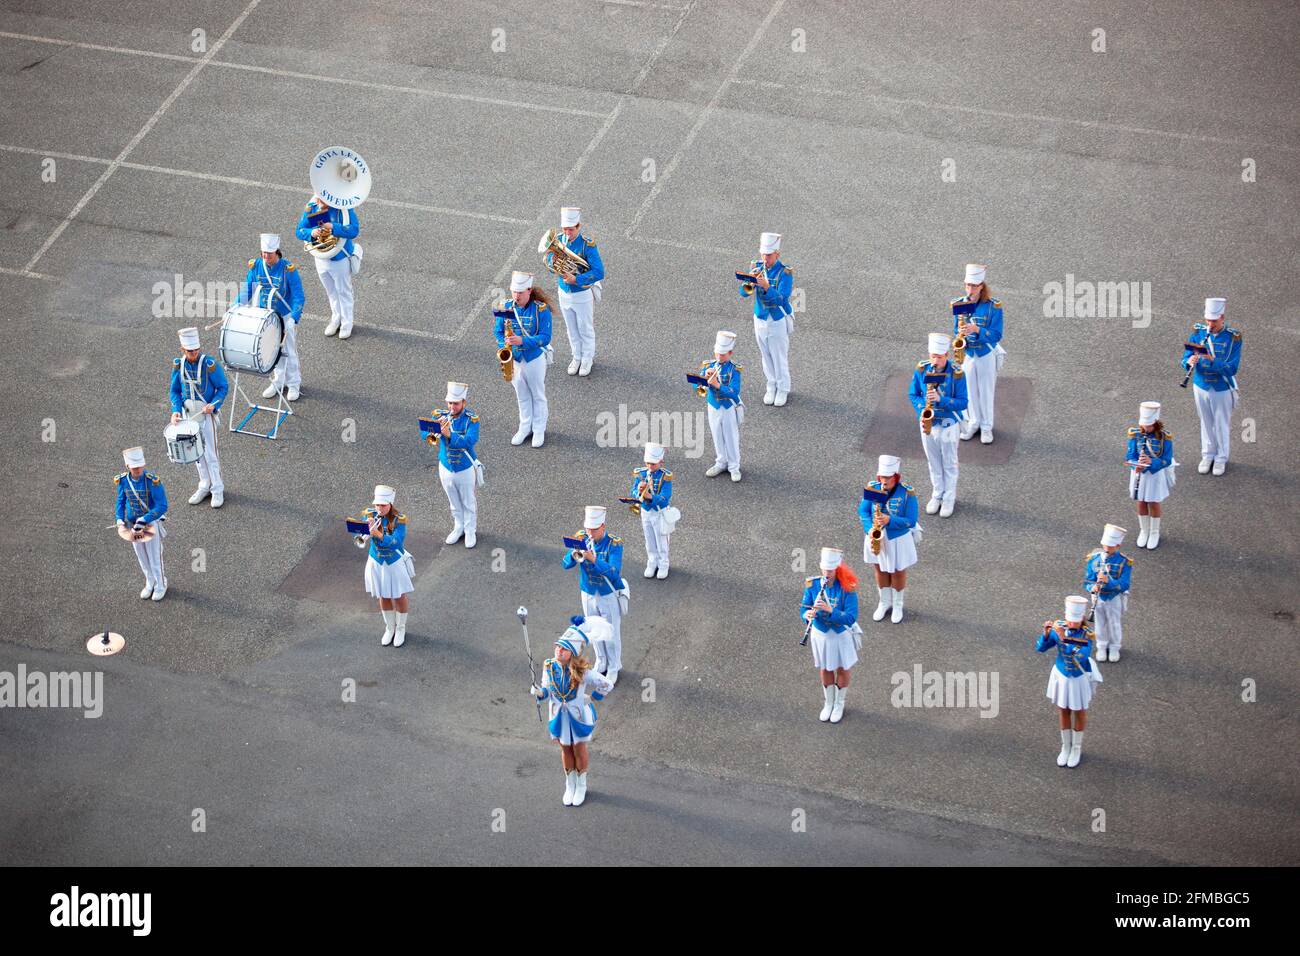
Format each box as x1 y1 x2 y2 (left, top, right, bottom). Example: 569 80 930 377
902 482 916 495
700 359 710 369
916 360 928 370
783 265 794 275
536 300 550 310
248 258 256 268
1087 548 1104 560
663 471 673 480
205 357 216 368
1124 555 1134 566
950 295 964 305
953 367 964 377
149 473 161 484
805 576 817 586
992 299 1002 308
396 514 408 524
468 414 480 423
610 535 622 543
1165 431 1175 439
1229 327 1241 340
582 234 596 245
114 473 125 485
304 201 317 211
732 363 743 371
286 262 296 271
1127 427 1141 437
631 467 642 475
495 298 510 311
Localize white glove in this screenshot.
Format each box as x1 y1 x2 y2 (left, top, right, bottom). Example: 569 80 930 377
530 684 542 699
116 520 127 529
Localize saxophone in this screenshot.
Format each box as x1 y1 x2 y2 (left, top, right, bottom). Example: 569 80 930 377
869 501 885 555
498 315 515 382
920 379 936 435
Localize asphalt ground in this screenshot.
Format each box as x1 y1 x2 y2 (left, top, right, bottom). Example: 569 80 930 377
0 0 1297 866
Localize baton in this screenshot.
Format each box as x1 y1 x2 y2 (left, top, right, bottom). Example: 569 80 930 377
518 606 542 722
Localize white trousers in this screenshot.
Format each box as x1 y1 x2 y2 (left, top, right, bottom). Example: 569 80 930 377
132 535 164 583
1193 385 1234 463
641 509 670 565
580 591 622 674
558 288 596 361
708 404 741 471
314 255 354 334
1094 596 1125 651
193 412 223 495
438 463 477 534
510 354 549 432
270 319 301 389
920 420 960 502
753 315 791 393
961 350 997 429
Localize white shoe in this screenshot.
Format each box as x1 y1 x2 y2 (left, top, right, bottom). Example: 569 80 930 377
445 527 464 545
1095 645 1107 661
511 427 531 446
606 668 620 686
1197 458 1212 474
1067 731 1083 768
730 469 742 482
393 612 408 648
151 578 167 601
774 391 788 407
1146 517 1160 550
531 429 546 448
562 771 576 806
578 359 592 377
763 387 776 405
1136 514 1150 548
872 588 893 622
1108 646 1120 662
188 486 210 505
338 325 353 340
890 590 905 624
464 532 476 549
261 384 279 399
925 497 941 515
829 686 846 723
210 491 223 508
980 427 993 444
960 421 978 441
381 610 395 646
655 563 669 580
567 359 580 375
1212 460 1226 476
286 386 300 401
140 580 155 599
939 499 955 518
705 464 725 478
818 685 834 721
324 316 341 336
1056 730 1071 767
643 561 656 579
572 771 588 806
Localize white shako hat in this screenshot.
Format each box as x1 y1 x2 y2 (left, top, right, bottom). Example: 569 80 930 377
373 485 396 506
964 263 987 284
877 454 900 477
714 330 737 354
1204 297 1226 319
510 271 534 292
644 442 665 464
1138 401 1160 426
928 332 951 354
759 232 781 254
560 207 580 227
819 547 843 570
260 233 280 253
583 505 607 529
445 381 468 403
122 447 146 468
177 327 200 349
1064 595 1089 622
1100 524 1126 547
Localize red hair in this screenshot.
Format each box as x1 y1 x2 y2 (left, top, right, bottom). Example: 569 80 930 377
835 564 858 591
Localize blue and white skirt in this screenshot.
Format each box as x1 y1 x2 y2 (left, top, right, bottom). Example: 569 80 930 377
365 555 414 599
865 529 918 572
549 705 596 745
1129 464 1176 503
810 625 859 671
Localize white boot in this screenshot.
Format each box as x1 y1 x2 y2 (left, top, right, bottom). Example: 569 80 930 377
925 497 941 515
393 612 408 647
572 771 588 805
829 685 847 723
1135 513 1150 548
890 589 905 624
1095 642 1108 661
818 684 834 721
380 609 396 646
643 560 656 579
511 426 531 446
324 316 341 336
562 770 577 806
1056 729 1071 767
140 577 155 599
1146 517 1161 549
1067 730 1083 768
872 587 893 621
445 526 464 545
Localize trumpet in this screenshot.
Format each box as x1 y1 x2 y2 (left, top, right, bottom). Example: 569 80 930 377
740 259 763 294
346 511 376 549
696 360 720 397
498 314 515 382
421 409 450 446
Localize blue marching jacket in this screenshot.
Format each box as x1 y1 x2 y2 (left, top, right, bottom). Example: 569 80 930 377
551 233 605 294
242 257 305 323
169 353 228 415
1084 550 1132 602
115 471 168 525
1036 624 1097 678
363 510 407 566
494 298 553 364
700 359 742 410
859 481 918 540
739 260 793 320
438 409 480 474
630 467 673 511
295 200 359 262
562 531 624 596
1181 325 1242 392
1126 428 1173 474
909 361 968 426
800 575 859 634
951 296 1004 358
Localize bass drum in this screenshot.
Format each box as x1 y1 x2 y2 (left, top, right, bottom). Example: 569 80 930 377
219 304 283 374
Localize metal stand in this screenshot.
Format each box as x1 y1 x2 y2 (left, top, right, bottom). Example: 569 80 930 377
228 372 292 440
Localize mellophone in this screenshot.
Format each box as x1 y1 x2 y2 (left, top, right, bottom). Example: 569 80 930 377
863 487 890 555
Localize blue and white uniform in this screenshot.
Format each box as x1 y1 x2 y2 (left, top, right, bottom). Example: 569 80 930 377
859 478 919 572
495 272 553 444
1181 298 1242 469
242 241 306 391
632 448 675 578
702 330 743 477
362 507 413 600
1036 620 1102 711
551 208 605 370
115 448 168 598
801 571 861 673
537 654 614 746
952 264 1004 438
170 327 229 502
295 196 360 337
561 508 626 681
432 382 482 547
738 232 794 401
1085 526 1132 660
909 334 969 509
1126 426 1175 502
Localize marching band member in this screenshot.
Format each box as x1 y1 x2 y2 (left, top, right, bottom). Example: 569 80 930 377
552 207 604 376
296 194 359 339
909 332 968 517
953 263 1004 444
169 326 228 508
1128 401 1177 549
363 485 414 648
801 548 861 723
494 271 553 448
115 447 168 601
1035 595 1102 769
530 617 616 807
561 506 626 685
1085 524 1133 663
244 234 306 401
738 232 794 406
631 442 675 580
1181 296 1242 476
434 382 482 549
701 330 743 481
859 454 918 624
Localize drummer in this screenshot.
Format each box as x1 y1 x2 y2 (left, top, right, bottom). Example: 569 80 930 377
241 233 305 402
170 327 229 508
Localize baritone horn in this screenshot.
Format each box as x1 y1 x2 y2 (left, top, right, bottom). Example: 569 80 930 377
304 147 371 260
538 228 589 278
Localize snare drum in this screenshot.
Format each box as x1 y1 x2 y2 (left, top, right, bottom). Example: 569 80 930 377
219 304 283 374
164 419 205 465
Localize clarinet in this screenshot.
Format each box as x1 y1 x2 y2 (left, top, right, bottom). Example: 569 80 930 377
800 580 830 647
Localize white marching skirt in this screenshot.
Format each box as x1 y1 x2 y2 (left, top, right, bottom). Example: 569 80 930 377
810 625 859 671
865 530 918 572
1046 665 1102 711
550 707 596 745
365 556 414 599
1129 465 1176 503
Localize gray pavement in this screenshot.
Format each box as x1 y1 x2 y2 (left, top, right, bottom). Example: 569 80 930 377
0 0 1297 866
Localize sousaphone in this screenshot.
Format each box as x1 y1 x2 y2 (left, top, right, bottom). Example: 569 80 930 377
305 147 372 259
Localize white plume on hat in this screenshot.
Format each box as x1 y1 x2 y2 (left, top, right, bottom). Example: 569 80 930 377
373 485 396 505
759 232 781 254
1100 524 1126 547
819 547 843 570
560 207 580 227
1139 401 1160 426
1204 296 1226 319
964 263 987 285
122 447 146 468
644 443 665 463
574 616 612 645
260 233 280 253
714 330 737 354
445 381 468 403
583 505 606 529
1064 595 1089 621
877 454 900 477
177 327 200 349
510 271 534 292
928 332 951 354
